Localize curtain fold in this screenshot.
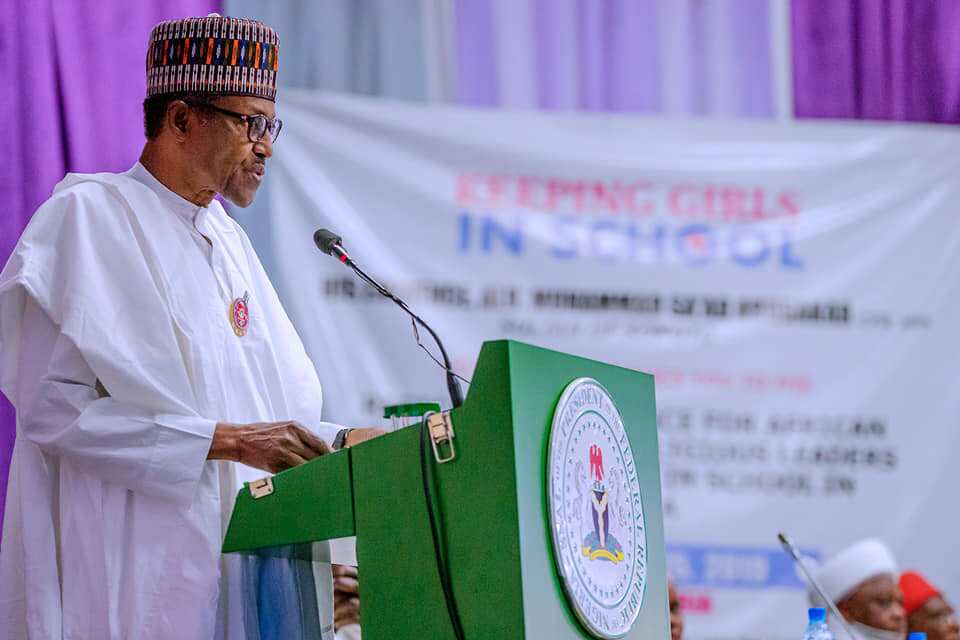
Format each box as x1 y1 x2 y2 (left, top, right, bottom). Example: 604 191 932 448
453 0 776 116
792 0 960 122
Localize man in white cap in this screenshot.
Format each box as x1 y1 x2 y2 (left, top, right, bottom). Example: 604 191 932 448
0 14 379 640
812 538 907 640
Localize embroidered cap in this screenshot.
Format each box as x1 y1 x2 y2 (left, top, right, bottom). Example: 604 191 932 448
146 14 279 101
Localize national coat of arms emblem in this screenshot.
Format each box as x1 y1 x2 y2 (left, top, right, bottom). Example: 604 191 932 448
582 444 625 564
547 378 647 639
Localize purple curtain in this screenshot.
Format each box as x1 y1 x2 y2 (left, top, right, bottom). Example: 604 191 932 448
792 0 960 122
453 0 775 116
0 0 218 538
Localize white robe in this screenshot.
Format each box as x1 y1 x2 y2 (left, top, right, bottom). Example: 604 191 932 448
0 164 342 639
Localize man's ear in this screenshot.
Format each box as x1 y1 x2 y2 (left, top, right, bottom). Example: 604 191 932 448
166 101 191 141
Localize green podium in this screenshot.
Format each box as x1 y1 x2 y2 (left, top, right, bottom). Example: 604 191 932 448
223 340 669 639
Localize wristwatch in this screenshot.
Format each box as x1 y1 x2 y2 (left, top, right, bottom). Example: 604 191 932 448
332 428 353 451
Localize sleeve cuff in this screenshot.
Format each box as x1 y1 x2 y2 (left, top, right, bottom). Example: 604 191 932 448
141 414 218 506
313 420 345 447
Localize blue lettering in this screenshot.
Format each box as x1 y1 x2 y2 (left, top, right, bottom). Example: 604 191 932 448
454 210 808 270
590 220 623 261
779 230 804 269
730 228 770 267
551 216 578 260
481 214 524 255
628 223 667 263
675 224 715 266
457 211 471 253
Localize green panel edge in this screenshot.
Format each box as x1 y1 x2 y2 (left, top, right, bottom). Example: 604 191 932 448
222 447 356 553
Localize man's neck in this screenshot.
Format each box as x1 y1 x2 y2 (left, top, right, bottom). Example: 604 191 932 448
139 144 216 207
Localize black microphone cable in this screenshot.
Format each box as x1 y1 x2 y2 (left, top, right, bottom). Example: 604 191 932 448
420 417 466 640
314 228 468 638
313 228 465 408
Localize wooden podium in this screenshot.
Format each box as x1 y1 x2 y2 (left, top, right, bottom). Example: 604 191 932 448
223 340 669 639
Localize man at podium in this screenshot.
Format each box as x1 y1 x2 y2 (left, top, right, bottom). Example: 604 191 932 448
0 14 377 640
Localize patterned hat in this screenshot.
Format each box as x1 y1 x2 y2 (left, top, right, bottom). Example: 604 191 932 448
146 14 279 101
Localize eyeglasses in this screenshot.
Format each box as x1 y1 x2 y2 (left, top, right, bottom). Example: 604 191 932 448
185 101 283 143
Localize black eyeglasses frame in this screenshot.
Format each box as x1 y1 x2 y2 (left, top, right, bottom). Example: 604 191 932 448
183 100 283 143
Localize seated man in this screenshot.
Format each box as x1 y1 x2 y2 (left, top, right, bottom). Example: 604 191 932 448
668 579 684 640
900 571 960 640
812 538 906 640
333 563 361 640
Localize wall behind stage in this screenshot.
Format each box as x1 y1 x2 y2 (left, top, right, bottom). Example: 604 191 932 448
241 91 960 640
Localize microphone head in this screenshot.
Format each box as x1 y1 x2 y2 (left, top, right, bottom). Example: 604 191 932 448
314 228 343 256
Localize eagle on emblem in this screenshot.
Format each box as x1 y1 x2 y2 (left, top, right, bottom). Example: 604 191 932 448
580 444 625 563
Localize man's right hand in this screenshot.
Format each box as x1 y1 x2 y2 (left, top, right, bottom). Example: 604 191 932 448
208 421 331 473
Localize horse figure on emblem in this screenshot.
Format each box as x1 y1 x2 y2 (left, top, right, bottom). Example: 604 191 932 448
582 444 625 563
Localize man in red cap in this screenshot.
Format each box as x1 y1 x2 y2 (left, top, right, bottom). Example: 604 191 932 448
900 571 960 640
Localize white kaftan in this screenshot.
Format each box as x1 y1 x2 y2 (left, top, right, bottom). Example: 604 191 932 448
0 164 342 639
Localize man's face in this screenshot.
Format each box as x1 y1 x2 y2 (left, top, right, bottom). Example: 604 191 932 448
188 95 275 207
909 596 960 640
668 581 684 640
838 574 907 633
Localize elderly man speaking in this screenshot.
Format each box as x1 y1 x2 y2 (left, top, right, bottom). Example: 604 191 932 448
0 15 377 640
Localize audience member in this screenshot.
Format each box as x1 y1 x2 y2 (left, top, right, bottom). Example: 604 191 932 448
669 579 684 640
812 538 906 640
900 571 960 640
333 564 361 640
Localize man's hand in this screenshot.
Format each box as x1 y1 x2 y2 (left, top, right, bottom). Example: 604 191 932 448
209 421 331 473
332 564 360 630
344 427 387 447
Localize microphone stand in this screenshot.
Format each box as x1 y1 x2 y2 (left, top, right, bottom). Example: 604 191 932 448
316 231 464 409
316 230 467 637
778 532 857 640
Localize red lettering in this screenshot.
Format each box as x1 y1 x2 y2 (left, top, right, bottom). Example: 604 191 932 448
516 175 539 210
702 185 718 219
456 173 476 205
546 179 587 211
748 187 767 219
669 186 699 217
679 593 713 614
719 187 748 221
487 175 507 207
623 181 655 216
454 173 802 220
590 182 620 213
778 190 799 216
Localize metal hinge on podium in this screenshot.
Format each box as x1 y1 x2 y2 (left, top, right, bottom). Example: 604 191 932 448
249 477 274 499
425 410 457 464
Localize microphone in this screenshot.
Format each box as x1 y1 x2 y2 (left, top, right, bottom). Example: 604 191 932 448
313 228 465 409
777 532 857 640
313 229 353 266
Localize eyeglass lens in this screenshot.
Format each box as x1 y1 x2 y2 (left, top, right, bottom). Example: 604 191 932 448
248 115 282 143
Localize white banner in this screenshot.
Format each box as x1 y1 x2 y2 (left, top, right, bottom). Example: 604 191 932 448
237 91 960 639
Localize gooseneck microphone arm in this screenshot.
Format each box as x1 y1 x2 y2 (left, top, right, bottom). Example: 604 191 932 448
314 228 465 409
777 532 857 640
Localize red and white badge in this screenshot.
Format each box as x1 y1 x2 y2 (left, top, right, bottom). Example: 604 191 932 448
230 291 251 337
